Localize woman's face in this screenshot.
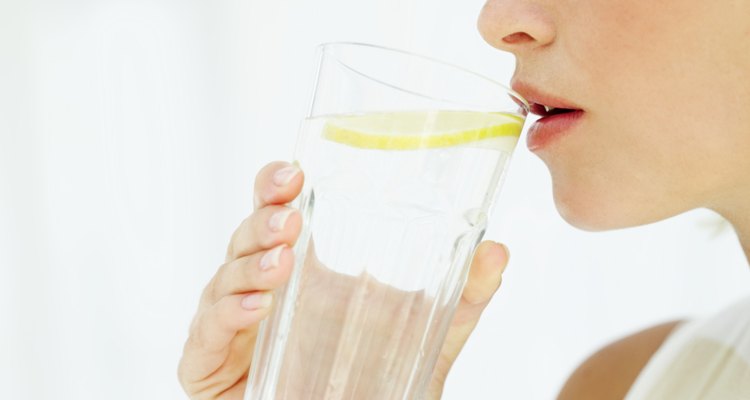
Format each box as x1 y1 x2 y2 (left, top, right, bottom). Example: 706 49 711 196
478 0 750 230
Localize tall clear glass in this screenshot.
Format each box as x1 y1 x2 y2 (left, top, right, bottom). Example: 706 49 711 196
245 42 528 400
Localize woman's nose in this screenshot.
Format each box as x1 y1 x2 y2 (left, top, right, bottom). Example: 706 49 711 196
477 0 556 54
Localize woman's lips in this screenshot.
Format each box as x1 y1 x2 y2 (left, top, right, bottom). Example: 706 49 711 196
510 81 585 151
526 110 585 151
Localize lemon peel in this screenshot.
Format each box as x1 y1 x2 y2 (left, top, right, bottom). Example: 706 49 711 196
321 110 523 151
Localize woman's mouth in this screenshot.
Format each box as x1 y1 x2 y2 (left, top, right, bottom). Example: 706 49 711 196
512 83 585 151
527 104 585 151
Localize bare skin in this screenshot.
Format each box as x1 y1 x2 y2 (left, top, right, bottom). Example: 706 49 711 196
558 321 683 399
476 0 750 397
178 161 509 399
176 164 687 400
180 0 750 397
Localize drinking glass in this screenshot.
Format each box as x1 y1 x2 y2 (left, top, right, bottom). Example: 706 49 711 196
245 42 528 400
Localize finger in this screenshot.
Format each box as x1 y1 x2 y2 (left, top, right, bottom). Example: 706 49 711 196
211 244 295 302
461 240 508 306
429 241 509 391
226 204 303 262
179 292 273 383
450 240 508 333
253 161 304 211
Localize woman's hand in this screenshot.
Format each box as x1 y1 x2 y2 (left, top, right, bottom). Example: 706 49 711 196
178 161 510 399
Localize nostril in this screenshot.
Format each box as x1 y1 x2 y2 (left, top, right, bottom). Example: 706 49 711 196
503 32 535 45
477 2 556 51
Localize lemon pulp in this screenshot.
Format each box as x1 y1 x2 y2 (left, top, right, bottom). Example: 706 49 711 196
321 110 523 151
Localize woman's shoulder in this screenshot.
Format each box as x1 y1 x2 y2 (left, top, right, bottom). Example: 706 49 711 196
558 295 750 400
625 295 750 399
557 320 683 400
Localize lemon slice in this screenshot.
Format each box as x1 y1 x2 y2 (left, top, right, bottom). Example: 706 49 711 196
321 110 523 151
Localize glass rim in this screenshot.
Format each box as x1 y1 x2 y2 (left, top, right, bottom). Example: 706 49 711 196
315 41 530 113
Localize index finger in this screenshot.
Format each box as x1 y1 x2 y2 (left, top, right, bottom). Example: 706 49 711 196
253 161 304 211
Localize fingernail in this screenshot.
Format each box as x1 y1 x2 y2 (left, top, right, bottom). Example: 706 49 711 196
268 208 295 232
273 165 301 186
241 292 273 310
260 244 285 271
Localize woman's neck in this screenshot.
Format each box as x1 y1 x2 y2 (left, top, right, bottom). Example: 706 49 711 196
736 219 750 266
713 195 750 266
734 220 750 265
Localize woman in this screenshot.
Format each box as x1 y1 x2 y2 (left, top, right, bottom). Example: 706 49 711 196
178 0 750 398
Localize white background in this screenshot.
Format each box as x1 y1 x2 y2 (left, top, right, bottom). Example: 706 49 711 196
1 1 748 399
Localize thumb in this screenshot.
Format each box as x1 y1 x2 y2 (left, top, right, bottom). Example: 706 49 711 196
430 240 509 392
445 240 509 351
459 240 508 313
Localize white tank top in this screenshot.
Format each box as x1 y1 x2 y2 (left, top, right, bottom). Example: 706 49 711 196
625 295 750 399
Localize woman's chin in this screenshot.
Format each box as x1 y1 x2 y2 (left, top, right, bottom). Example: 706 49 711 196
552 188 647 232
555 202 615 232
552 187 689 232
